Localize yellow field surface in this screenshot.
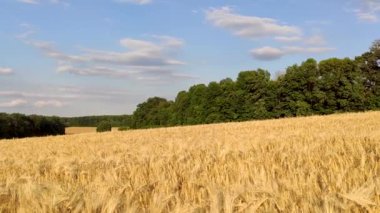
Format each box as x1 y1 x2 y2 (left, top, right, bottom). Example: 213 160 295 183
65 127 119 135
65 127 97 135
1 112 380 212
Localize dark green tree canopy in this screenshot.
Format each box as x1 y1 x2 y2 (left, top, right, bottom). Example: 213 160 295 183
0 113 65 139
132 97 173 128
96 121 112 133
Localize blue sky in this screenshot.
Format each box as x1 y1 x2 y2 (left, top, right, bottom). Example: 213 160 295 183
0 0 379 116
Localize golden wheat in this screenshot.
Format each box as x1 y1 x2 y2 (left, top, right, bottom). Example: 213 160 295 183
65 127 97 135
1 111 380 212
65 127 119 135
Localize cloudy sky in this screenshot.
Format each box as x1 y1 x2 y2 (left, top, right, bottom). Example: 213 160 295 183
0 0 379 116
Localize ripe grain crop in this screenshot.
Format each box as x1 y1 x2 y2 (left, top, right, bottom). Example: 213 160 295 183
65 127 97 135
65 127 119 135
1 111 380 212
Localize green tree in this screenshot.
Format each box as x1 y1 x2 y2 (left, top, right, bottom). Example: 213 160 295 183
185 84 208 124
205 81 224 123
355 40 380 109
318 58 365 112
236 69 272 120
170 91 190 125
0 113 11 139
218 78 239 121
276 59 319 116
132 97 173 128
0 113 65 139
96 121 112 132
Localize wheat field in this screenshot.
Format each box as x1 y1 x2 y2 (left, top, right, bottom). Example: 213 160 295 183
65 127 119 135
1 112 380 212
65 127 97 135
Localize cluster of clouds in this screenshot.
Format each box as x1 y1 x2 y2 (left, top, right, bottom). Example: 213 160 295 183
206 7 302 40
0 86 135 109
251 46 336 61
20 34 194 81
353 0 380 22
0 90 68 108
0 99 28 108
0 67 14 75
9 2 378 70
0 98 64 108
206 7 335 60
15 22 194 82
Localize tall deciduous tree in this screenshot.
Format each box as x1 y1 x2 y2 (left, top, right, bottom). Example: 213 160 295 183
318 58 365 112
132 97 173 128
355 40 380 109
236 69 271 120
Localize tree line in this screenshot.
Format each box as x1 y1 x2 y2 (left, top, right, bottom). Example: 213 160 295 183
61 115 133 127
0 114 133 139
0 113 65 139
130 40 380 129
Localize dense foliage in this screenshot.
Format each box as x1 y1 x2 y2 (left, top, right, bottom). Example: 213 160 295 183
96 121 112 133
131 41 380 129
0 113 65 139
62 115 132 127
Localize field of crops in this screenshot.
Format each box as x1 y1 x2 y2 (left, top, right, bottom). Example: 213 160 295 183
65 127 97 135
1 111 380 212
65 127 120 135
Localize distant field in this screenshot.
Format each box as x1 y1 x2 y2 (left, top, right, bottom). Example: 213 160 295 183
1 111 380 212
65 127 119 135
65 127 96 135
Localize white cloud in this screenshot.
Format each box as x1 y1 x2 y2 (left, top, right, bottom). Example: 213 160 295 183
0 86 132 102
356 11 378 22
21 35 194 81
251 47 285 61
120 38 161 51
0 85 149 115
206 7 301 39
275 35 327 46
18 0 39 4
304 35 327 46
115 0 152 5
274 36 303 43
56 65 140 77
251 46 335 60
283 46 336 54
151 35 185 49
206 6 334 61
17 24 36 39
0 67 14 75
34 100 66 108
0 90 78 99
353 0 380 22
0 99 28 108
0 86 137 111
17 0 69 6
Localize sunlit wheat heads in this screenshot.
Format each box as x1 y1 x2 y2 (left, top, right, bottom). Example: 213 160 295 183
1 111 380 212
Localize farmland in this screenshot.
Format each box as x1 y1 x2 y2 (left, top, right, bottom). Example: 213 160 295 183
65 127 97 135
65 127 120 135
1 111 380 212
